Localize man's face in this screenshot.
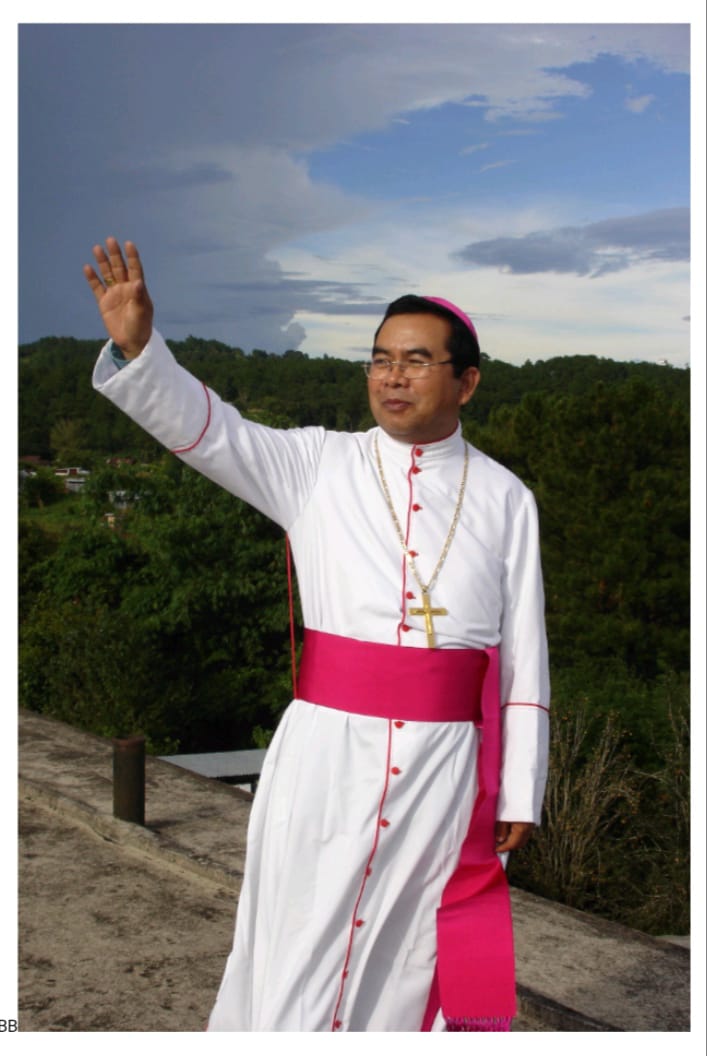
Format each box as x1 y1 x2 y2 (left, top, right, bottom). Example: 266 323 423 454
367 314 480 444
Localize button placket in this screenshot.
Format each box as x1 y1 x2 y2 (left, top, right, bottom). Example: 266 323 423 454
407 455 423 620
385 720 405 822
333 717 402 1030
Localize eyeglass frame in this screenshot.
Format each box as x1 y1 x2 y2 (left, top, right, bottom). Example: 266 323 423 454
362 357 455 379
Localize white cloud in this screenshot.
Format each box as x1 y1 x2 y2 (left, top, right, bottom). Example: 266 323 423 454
477 160 516 174
624 93 656 114
19 22 691 357
273 201 690 367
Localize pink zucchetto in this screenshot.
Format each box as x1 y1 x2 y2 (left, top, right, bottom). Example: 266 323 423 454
423 296 478 342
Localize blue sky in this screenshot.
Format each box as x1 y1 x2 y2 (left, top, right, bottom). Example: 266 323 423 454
16 19 697 370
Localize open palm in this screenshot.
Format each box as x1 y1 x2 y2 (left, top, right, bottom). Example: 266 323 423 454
83 237 154 359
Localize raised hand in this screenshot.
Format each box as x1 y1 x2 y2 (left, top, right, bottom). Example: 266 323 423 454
83 237 154 359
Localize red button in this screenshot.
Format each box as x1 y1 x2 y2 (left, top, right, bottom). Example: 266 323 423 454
406 591 415 600
412 504 422 511
415 448 424 457
408 550 418 558
355 919 365 927
401 624 411 632
380 818 390 828
391 766 401 775
394 721 405 729
411 466 421 474
334 1020 342 1030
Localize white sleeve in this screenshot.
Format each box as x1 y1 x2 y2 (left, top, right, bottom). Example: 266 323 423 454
92 330 326 530
496 489 551 825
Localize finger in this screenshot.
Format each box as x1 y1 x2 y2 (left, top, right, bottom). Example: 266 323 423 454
91 244 117 287
497 834 522 852
124 240 145 284
105 236 128 283
83 263 106 304
495 822 510 845
91 243 108 268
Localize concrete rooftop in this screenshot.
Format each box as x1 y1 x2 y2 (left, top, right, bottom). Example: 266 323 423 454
17 709 691 1033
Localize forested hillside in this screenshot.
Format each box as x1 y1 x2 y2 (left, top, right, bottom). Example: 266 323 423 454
18 334 689 459
18 335 690 935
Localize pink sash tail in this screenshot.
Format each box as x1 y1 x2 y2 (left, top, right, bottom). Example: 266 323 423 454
298 630 515 1032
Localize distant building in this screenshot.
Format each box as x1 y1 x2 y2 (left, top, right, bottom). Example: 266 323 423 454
53 467 90 492
19 455 50 467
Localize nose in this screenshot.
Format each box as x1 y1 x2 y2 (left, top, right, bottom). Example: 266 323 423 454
384 362 409 385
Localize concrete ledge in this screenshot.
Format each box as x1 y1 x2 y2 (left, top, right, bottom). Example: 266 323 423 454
516 985 619 1032
509 884 689 1031
18 709 691 1032
19 776 241 893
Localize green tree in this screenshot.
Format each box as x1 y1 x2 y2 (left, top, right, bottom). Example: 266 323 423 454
49 418 92 467
19 468 65 509
20 460 296 752
468 378 689 680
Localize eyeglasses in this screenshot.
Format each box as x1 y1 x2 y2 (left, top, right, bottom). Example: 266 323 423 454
362 358 454 380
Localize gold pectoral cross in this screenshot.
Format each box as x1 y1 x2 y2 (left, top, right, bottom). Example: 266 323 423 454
408 589 448 649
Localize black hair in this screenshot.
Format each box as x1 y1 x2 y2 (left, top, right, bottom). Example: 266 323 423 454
375 294 480 375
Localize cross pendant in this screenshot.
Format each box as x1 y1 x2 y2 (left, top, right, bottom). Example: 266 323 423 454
408 589 448 649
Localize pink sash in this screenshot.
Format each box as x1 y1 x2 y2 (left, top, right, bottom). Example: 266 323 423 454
298 629 516 1031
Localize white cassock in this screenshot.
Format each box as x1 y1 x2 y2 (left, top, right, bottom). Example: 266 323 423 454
93 331 550 1032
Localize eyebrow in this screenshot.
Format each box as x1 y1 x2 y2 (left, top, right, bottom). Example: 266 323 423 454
371 345 434 359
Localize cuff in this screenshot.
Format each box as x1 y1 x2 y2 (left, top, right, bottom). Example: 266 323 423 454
109 340 129 369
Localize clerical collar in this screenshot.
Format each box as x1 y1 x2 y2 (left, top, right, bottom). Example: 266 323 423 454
374 423 466 466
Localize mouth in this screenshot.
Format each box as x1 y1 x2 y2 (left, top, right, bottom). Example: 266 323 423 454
381 399 412 412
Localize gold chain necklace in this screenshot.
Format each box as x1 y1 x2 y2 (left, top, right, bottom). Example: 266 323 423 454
374 433 469 648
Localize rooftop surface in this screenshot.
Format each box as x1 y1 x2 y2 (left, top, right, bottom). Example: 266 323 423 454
17 709 691 1034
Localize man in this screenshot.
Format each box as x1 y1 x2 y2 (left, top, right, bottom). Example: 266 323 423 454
85 238 550 1032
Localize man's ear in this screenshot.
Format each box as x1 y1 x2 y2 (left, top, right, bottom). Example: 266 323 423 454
458 367 481 407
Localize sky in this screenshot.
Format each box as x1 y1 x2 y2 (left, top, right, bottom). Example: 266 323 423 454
17 17 699 368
